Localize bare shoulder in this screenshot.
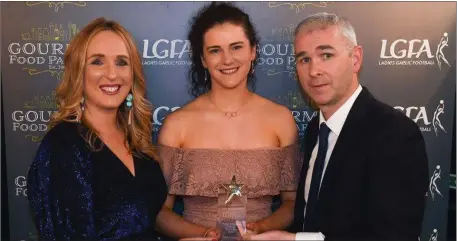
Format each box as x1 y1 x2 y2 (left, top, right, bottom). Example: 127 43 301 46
255 95 295 122
255 95 298 145
158 96 206 147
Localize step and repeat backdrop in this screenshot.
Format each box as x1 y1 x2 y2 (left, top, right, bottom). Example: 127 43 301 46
1 1 455 241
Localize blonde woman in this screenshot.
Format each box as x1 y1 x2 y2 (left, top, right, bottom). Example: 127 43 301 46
26 18 167 240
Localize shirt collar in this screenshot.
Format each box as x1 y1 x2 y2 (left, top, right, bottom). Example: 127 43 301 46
319 84 363 136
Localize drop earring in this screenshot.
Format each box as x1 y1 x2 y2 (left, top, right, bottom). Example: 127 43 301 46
204 69 208 84
79 96 85 123
250 61 255 74
125 93 133 125
80 96 85 111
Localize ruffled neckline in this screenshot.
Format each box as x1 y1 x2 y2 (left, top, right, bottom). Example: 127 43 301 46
156 143 299 152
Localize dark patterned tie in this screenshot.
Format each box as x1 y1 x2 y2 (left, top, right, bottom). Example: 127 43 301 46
303 122 331 231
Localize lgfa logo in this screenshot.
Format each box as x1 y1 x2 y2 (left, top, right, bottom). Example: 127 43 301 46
152 106 180 132
428 229 439 241
428 165 443 202
379 32 451 70
418 229 439 241
141 39 191 66
394 100 446 136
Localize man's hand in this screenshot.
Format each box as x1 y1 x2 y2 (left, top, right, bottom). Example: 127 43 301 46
246 222 266 234
243 230 296 240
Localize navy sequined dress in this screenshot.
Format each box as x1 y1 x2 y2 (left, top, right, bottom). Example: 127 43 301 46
27 121 167 240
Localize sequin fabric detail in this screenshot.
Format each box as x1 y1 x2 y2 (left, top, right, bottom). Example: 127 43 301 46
27 122 167 240
97 204 149 239
27 128 98 240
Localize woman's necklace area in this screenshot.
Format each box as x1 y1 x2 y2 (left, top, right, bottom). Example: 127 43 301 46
207 92 254 119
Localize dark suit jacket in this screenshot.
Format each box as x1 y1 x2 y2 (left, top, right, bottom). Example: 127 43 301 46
290 86 429 241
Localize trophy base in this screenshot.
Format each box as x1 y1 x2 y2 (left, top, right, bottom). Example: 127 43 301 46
217 219 245 241
217 206 246 241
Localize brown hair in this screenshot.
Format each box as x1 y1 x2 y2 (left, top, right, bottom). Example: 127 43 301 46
50 17 156 159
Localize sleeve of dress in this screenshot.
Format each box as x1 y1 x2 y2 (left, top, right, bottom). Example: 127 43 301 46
27 134 65 240
157 144 184 194
279 144 302 191
27 132 97 240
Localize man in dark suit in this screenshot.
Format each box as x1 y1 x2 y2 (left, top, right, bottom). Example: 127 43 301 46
245 12 429 241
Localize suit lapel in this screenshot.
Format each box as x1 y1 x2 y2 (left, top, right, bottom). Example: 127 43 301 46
318 87 373 198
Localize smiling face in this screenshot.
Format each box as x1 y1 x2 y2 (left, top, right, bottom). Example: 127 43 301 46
83 30 133 112
201 22 256 90
294 25 362 111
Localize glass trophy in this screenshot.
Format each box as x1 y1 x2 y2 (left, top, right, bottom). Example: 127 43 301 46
217 175 247 241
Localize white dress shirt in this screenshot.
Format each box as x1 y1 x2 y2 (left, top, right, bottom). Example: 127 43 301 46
295 85 362 241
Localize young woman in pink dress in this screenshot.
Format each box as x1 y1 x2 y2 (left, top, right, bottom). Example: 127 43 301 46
155 3 302 240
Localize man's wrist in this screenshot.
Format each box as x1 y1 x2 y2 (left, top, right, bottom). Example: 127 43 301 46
256 220 268 233
295 232 325 240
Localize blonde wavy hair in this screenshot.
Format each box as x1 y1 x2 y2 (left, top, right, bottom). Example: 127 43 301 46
50 17 157 159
